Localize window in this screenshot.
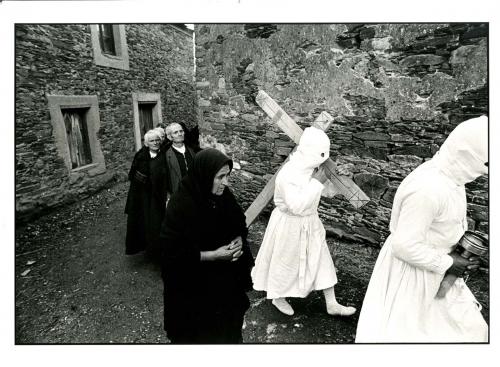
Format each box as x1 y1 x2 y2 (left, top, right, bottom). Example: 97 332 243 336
132 93 163 151
90 24 129 70
62 108 93 169
98 24 116 55
138 102 155 137
47 95 106 176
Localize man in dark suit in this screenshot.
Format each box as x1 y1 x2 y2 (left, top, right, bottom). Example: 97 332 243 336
164 123 196 201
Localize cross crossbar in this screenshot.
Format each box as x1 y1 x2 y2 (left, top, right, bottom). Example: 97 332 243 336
244 90 370 227
244 111 334 227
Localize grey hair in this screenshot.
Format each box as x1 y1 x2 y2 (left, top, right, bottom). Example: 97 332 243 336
143 129 161 147
165 122 183 139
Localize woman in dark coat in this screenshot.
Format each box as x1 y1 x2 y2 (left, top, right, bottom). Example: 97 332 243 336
124 129 164 255
160 148 254 344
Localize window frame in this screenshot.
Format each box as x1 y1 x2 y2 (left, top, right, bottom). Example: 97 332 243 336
90 24 129 70
47 95 106 177
132 92 163 151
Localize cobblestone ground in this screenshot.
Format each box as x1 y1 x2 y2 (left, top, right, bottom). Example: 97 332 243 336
15 182 489 344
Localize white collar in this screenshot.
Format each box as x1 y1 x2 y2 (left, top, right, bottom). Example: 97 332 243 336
172 144 186 154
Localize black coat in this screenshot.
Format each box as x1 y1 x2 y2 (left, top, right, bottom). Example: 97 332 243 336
160 149 254 343
124 147 166 255
164 145 195 196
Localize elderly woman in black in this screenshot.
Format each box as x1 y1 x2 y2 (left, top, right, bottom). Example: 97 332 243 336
124 129 163 255
160 148 254 344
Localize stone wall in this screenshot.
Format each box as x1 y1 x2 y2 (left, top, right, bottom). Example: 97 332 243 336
16 24 196 221
195 23 488 246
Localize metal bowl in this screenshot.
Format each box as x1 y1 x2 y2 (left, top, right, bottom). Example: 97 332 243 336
459 231 489 256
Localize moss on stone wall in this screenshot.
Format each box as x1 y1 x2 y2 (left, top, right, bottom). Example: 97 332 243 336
195 23 488 245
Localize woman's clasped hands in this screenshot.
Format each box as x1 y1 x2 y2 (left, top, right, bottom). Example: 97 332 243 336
212 236 244 262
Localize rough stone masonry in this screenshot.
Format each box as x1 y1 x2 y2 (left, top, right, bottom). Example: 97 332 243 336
195 23 488 246
16 24 197 221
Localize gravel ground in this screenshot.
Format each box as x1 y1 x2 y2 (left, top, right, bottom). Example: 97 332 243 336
15 181 489 344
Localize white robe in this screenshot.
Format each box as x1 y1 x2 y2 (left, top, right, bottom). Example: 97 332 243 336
356 116 489 343
251 127 337 299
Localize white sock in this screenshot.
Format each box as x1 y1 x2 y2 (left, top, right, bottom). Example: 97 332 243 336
323 286 356 316
326 303 356 316
272 298 294 316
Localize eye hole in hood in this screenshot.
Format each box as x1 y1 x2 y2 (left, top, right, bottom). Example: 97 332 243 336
294 127 331 170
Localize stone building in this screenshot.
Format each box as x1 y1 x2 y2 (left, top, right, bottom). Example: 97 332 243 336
16 24 196 221
16 23 489 246
195 23 489 245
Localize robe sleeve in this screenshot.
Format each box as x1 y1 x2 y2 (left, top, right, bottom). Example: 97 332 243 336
390 189 454 274
279 177 324 215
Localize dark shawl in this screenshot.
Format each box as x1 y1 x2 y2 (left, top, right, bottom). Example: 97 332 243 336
124 146 165 255
160 148 254 341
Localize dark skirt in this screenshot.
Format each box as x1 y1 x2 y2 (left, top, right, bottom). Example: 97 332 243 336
125 151 166 256
125 182 151 255
164 287 250 344
167 308 246 344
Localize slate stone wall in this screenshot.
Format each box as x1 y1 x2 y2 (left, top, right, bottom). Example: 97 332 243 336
195 23 488 245
16 24 196 221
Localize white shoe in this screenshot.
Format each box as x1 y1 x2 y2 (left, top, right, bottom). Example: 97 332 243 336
272 298 294 316
327 303 356 316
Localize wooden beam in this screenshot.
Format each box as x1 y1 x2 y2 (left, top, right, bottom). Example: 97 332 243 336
311 112 334 131
321 159 370 206
244 111 333 227
255 91 303 144
256 91 369 209
244 157 284 227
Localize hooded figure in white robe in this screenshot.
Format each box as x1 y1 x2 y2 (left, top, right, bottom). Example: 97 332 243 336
355 115 489 343
252 126 355 316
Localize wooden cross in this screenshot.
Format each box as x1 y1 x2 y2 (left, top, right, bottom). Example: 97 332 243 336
244 90 370 227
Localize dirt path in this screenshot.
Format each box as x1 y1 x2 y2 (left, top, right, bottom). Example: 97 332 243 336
15 182 489 344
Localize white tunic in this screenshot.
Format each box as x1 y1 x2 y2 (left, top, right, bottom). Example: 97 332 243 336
252 127 337 299
356 116 489 343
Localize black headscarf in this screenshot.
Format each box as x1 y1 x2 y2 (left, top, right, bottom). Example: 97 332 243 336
180 122 201 152
186 148 233 201
161 147 246 259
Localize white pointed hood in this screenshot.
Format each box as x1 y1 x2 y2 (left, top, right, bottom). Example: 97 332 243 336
289 126 330 172
432 115 488 186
